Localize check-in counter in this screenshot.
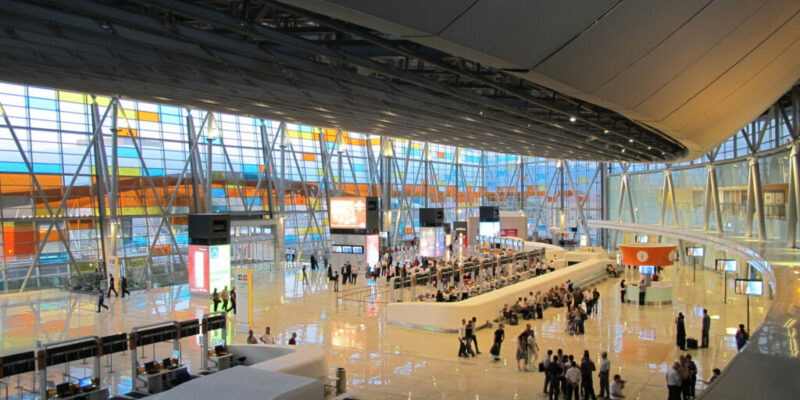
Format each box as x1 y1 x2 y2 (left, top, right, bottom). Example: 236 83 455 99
387 252 613 332
625 282 673 305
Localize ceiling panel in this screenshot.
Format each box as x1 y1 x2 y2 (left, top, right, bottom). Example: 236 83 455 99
437 0 619 68
593 0 770 110
535 0 712 93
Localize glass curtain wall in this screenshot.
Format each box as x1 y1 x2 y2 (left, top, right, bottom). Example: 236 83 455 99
0 81 602 292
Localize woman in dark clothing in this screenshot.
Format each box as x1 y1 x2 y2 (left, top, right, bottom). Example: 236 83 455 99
676 312 687 350
491 323 505 361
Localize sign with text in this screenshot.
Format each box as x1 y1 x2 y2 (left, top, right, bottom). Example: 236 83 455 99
233 268 252 330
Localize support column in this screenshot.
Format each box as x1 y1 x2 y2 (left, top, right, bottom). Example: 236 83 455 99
709 164 724 233
91 102 109 275
750 157 767 240
186 112 203 213
787 144 798 247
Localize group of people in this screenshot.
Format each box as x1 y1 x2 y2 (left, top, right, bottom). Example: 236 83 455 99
211 285 238 314
245 325 298 346
543 349 623 400
666 354 713 400
497 280 600 337
95 273 131 313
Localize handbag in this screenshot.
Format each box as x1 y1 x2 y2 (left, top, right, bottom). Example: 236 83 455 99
538 362 545 372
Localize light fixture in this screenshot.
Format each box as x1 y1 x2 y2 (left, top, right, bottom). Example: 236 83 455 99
569 116 576 123
603 130 609 134
621 148 626 153
647 146 652 150
628 139 634 143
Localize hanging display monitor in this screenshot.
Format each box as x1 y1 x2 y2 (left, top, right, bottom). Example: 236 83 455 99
686 247 704 257
479 221 500 237
330 197 367 229
735 279 763 296
715 259 738 272
639 265 655 274
208 244 231 293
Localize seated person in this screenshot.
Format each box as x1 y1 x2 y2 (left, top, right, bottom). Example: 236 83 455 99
606 264 619 277
436 290 445 302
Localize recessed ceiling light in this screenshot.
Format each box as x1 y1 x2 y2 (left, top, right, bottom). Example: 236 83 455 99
628 139 634 143
647 146 652 150
603 130 609 134
621 148 626 153
569 116 576 123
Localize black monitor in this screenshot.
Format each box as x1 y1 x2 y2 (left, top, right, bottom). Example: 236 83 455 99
214 345 226 355
56 383 72 397
145 361 156 373
78 377 92 389
162 358 172 369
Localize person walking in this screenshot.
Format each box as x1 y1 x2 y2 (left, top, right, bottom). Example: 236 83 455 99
228 286 237 315
735 324 749 351
107 273 118 298
464 320 476 357
310 253 318 270
469 317 481 354
352 265 359 284
527 329 539 368
548 355 563 400
457 319 470 358
515 330 529 371
221 286 229 311
598 351 611 399
212 288 220 312
701 309 711 348
666 361 682 400
302 265 309 285
676 312 687 351
491 323 504 361
619 279 626 303
96 287 109 312
581 351 597 400
333 271 340 292
121 275 130 297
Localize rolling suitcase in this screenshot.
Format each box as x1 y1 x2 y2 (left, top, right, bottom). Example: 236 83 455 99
687 337 698 349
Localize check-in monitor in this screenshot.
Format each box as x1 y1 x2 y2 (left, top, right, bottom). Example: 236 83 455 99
734 279 763 296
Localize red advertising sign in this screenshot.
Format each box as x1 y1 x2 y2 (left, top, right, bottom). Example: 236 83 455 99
500 228 518 237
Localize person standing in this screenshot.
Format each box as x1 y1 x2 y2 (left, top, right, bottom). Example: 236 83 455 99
260 326 275 344
302 265 309 285
609 374 625 399
678 356 690 400
543 350 553 394
228 286 237 315
107 273 118 297
212 288 220 312
592 288 600 314
598 351 611 399
288 332 297 345
352 264 359 284
469 317 481 354
701 309 711 348
96 287 109 313
676 312 687 351
565 361 581 400
581 351 597 400
333 272 340 292
345 262 352 285
464 320 476 357
619 279 626 303
735 324 749 351
310 254 318 270
246 330 258 344
666 361 682 400
686 355 697 399
221 286 229 311
457 319 470 358
548 355 563 400
491 324 505 361
121 275 130 297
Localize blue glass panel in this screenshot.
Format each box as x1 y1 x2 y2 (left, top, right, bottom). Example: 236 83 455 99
117 147 138 158
29 97 57 110
160 114 182 125
211 188 226 197
0 162 28 172
33 163 62 173
243 164 260 174
285 235 297 243
159 105 181 115
148 168 164 176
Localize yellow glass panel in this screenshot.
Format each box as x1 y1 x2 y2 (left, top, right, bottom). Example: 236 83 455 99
137 111 159 122
57 91 87 103
118 167 141 176
95 96 112 107
121 109 137 120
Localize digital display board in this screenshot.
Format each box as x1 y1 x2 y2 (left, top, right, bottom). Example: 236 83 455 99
365 234 380 267
639 265 655 274
686 247 704 257
209 244 231 293
330 197 367 229
715 259 738 272
735 279 763 296
479 221 500 237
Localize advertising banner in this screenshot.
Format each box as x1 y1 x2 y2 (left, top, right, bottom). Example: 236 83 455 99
330 197 367 229
233 268 252 330
209 244 231 294
365 234 380 268
188 245 209 294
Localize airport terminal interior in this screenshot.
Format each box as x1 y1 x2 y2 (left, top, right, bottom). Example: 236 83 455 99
0 1 799 399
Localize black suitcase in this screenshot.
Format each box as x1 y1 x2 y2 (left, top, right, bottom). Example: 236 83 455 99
509 314 519 325
490 343 500 356
687 338 698 349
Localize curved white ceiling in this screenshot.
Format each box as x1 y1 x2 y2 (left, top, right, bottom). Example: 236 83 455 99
285 0 800 160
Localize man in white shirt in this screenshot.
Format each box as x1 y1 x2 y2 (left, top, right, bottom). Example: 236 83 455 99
457 319 468 358
526 330 538 367
260 326 275 344
609 374 625 399
565 362 582 400
666 361 682 400
598 351 611 398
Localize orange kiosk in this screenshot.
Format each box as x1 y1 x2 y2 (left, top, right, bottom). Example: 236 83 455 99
618 243 677 305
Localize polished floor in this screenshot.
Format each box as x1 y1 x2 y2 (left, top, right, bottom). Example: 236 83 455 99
0 257 772 400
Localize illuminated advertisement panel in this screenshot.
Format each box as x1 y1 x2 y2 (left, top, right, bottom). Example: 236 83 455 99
188 245 209 294
420 227 445 258
479 221 500 237
209 244 231 293
365 234 380 267
330 197 367 229
735 279 763 296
